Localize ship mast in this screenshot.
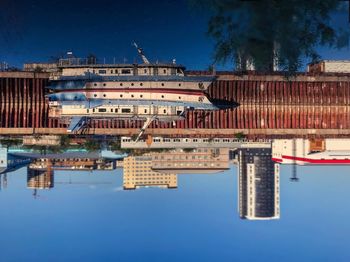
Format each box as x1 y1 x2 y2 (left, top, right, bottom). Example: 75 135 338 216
133 42 150 64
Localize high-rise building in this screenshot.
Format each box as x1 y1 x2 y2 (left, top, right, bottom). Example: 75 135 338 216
123 155 177 190
238 147 280 220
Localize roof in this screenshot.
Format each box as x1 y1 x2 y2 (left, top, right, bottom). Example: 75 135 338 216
52 75 215 83
58 63 186 69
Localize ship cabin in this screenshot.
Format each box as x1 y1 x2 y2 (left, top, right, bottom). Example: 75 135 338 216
55 63 186 79
48 101 186 120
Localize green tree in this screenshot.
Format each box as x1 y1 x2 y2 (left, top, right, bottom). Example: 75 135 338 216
191 0 349 73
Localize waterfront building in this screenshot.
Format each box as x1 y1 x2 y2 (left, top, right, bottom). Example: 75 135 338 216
151 148 230 173
121 135 271 149
308 60 350 73
238 147 280 220
27 166 54 190
123 155 177 190
0 147 32 174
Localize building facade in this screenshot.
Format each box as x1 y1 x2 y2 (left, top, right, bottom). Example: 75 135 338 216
123 155 177 190
238 147 280 220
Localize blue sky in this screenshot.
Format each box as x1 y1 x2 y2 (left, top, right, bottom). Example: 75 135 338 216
0 164 350 262
0 0 349 71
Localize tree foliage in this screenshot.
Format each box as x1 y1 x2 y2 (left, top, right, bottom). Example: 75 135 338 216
191 0 349 72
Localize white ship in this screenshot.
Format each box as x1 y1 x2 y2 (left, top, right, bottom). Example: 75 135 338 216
47 43 237 136
272 139 350 165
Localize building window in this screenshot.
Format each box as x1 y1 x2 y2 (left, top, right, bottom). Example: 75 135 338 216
163 109 166 113
144 69 147 74
121 69 131 74
122 108 131 113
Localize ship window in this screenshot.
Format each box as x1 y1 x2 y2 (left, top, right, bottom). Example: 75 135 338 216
94 83 97 86
103 94 106 97
144 109 147 113
98 108 107 112
178 83 181 86
120 94 123 98
122 108 131 113
177 110 182 115
161 83 164 86
93 109 95 112
94 94 97 97
110 70 113 74
140 83 143 86
115 108 118 113
161 95 164 98
98 70 107 74
110 108 113 112
163 109 166 113
121 69 131 74
120 83 123 86
140 95 143 98
131 94 134 98
131 83 134 86
87 109 89 113
178 96 181 99
93 70 95 73
103 83 106 86
163 69 166 74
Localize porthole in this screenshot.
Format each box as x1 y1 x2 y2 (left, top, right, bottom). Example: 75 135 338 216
120 94 123 98
140 95 143 98
94 94 97 97
103 94 106 97
131 83 134 86
161 95 164 98
120 83 123 86
131 94 134 98
103 83 106 86
94 83 97 86
140 83 143 86
178 83 181 86
178 96 181 99
161 83 164 86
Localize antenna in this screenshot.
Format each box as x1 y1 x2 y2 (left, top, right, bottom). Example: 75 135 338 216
133 42 150 64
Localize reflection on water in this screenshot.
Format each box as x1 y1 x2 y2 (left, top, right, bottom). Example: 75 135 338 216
1 138 350 261
1 137 350 222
